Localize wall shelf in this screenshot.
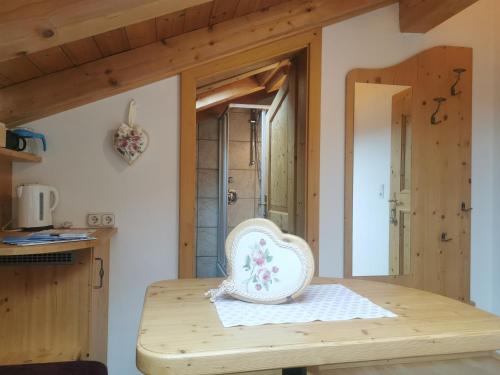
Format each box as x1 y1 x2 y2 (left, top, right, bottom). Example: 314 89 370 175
0 147 41 163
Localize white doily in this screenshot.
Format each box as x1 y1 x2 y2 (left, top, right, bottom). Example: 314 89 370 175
212 284 397 327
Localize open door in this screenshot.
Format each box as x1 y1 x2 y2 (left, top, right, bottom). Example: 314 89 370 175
266 65 296 233
389 88 412 275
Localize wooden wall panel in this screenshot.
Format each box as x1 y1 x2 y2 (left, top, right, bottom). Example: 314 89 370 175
0 249 92 364
344 46 472 302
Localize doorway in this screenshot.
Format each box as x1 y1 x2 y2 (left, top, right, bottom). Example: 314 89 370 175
179 31 322 278
195 57 306 277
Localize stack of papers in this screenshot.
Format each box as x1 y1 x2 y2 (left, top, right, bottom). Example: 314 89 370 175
2 231 96 246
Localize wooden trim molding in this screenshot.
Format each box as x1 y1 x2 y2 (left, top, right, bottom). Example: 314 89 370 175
179 30 322 278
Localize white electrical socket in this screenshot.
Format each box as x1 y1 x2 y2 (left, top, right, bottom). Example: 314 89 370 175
101 213 115 227
87 213 101 227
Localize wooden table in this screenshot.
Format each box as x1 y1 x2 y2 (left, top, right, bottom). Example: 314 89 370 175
136 278 500 375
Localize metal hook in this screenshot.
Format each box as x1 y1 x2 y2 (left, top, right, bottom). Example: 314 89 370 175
461 202 473 212
441 232 453 242
451 68 466 96
431 97 447 125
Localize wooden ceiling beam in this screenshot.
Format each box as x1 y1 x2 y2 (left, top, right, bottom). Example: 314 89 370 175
197 90 275 123
197 60 289 95
256 59 291 86
196 77 264 111
265 66 288 93
0 0 212 62
0 0 396 126
399 0 480 33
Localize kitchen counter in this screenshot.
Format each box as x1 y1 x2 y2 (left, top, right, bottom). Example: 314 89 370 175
136 277 500 375
0 227 117 256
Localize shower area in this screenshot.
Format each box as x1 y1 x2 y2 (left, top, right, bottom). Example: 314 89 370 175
196 105 269 277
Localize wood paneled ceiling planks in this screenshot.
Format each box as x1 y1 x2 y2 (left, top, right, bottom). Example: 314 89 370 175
0 0 291 90
0 0 480 125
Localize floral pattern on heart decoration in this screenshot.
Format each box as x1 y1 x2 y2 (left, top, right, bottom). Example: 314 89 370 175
113 100 149 165
243 238 280 293
205 218 314 305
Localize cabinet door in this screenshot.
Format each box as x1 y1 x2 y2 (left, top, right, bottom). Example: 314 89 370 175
89 240 110 364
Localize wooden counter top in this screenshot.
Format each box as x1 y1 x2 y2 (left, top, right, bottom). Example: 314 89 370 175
136 278 500 375
0 228 117 256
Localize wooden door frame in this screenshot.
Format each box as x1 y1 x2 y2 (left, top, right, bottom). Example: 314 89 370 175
179 30 322 278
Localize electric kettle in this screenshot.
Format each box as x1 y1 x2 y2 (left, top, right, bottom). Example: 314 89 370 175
17 184 59 230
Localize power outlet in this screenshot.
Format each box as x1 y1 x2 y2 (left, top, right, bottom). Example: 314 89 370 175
101 213 115 227
87 213 101 227
87 213 115 228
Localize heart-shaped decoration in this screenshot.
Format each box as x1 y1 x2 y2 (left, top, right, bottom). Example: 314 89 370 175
113 100 149 165
206 218 315 304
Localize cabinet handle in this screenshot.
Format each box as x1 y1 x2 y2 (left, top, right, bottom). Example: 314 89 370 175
94 257 104 289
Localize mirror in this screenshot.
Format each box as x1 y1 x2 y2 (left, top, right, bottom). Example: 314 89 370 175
351 83 412 277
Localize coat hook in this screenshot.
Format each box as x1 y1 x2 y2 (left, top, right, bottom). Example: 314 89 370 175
461 202 473 212
431 97 447 125
451 68 466 96
441 232 453 242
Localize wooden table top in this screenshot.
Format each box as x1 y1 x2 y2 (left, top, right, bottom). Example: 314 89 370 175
0 228 116 256
136 278 500 375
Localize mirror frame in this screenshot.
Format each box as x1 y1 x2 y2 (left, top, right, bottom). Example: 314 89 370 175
344 46 472 299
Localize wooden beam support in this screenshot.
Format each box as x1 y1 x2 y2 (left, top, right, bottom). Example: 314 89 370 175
0 0 395 126
256 59 291 86
196 77 264 111
0 0 212 62
196 61 284 95
399 0 480 33
265 66 289 93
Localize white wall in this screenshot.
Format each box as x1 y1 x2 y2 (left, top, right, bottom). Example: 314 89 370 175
320 0 497 313
13 77 180 375
352 83 407 276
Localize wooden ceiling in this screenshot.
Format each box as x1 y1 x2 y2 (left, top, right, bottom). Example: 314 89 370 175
196 58 290 111
0 0 290 89
0 0 480 126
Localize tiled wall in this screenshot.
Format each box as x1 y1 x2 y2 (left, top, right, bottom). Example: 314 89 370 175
197 116 219 277
196 108 263 278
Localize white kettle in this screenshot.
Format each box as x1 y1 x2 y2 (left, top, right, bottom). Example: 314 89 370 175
17 184 59 230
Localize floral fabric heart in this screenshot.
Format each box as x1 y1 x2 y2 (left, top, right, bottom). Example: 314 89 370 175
205 218 315 304
113 100 149 165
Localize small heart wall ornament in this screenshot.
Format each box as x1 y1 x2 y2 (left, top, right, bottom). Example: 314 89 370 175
206 218 315 304
113 100 149 165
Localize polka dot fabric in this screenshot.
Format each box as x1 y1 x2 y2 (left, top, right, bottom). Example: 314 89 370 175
212 284 397 327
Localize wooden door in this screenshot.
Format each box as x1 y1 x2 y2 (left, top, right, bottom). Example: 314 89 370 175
389 88 412 275
267 71 296 233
